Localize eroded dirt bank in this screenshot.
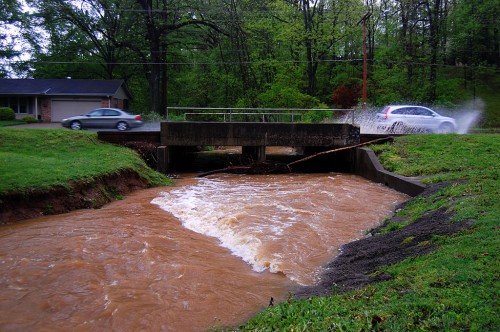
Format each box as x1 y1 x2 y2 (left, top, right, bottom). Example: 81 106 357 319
295 181 473 298
0 169 150 224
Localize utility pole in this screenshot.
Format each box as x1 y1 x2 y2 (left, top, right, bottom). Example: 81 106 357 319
357 12 371 112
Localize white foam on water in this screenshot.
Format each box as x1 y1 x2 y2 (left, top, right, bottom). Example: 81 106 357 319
151 175 342 280
151 177 295 274
151 174 408 285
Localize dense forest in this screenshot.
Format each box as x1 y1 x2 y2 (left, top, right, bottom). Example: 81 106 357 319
1 0 499 124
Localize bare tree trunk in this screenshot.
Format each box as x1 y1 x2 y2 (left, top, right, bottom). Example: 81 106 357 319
137 0 167 115
426 0 443 103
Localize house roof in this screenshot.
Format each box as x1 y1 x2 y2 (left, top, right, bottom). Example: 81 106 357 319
0 79 131 98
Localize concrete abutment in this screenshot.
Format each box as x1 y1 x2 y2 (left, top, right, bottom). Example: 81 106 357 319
97 124 425 197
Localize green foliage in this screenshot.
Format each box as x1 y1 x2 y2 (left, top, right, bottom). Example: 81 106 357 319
302 106 331 123
369 63 407 106
21 116 38 123
12 0 499 127
241 134 500 331
435 78 462 107
0 128 172 193
476 72 500 127
256 84 323 109
0 107 15 120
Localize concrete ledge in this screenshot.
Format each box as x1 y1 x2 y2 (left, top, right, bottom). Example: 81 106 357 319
355 147 426 197
97 131 160 144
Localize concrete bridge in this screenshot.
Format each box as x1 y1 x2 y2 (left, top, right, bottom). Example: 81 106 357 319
156 122 360 172
97 123 426 197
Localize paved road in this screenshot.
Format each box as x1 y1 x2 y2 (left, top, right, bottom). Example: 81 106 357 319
10 122 160 131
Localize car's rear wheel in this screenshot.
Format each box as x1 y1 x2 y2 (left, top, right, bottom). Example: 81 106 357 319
116 121 129 131
389 122 407 134
70 121 82 130
438 122 454 134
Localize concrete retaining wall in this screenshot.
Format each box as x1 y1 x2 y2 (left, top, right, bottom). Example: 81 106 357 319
354 147 426 197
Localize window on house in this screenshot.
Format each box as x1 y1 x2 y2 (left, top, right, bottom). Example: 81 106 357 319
18 97 28 114
0 97 9 108
0 97 33 114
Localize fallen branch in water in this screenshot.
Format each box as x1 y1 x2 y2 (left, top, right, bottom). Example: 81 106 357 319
197 162 291 177
197 136 393 177
287 136 394 169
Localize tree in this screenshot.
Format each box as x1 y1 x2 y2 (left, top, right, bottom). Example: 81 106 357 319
0 0 22 77
282 0 359 97
129 0 224 115
448 0 500 67
424 0 448 102
25 0 138 80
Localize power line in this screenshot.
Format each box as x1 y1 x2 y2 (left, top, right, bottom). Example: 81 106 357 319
2 58 498 71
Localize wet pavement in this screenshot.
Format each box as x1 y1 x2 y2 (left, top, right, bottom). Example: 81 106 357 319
9 122 160 131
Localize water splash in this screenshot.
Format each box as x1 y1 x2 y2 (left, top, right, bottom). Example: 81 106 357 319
335 100 483 135
449 100 483 134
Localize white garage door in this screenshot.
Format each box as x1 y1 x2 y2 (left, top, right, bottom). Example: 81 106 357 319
51 99 102 122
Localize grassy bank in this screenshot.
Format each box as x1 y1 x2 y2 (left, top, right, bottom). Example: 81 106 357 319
239 134 499 331
0 128 171 194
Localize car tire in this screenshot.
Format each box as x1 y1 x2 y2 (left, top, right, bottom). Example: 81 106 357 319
70 121 82 130
438 122 455 134
116 121 129 131
389 122 406 134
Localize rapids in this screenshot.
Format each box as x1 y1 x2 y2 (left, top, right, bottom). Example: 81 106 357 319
0 173 408 331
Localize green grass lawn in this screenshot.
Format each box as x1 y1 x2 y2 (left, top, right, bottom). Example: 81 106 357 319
239 134 499 331
0 128 171 193
0 120 25 127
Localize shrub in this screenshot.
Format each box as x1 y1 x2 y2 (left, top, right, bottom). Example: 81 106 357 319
0 107 15 120
22 116 38 123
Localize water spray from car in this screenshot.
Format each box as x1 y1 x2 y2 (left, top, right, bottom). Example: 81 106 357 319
339 100 483 135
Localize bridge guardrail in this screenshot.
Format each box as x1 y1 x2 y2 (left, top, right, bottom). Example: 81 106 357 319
166 107 355 124
184 112 303 122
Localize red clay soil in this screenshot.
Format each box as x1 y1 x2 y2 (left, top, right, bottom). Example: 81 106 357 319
0 169 150 224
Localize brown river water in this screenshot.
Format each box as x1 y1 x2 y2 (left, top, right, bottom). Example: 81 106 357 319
0 173 408 331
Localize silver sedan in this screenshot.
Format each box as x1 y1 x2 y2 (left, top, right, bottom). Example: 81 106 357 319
61 108 143 131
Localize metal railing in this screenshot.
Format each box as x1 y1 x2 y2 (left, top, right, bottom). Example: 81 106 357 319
165 107 355 124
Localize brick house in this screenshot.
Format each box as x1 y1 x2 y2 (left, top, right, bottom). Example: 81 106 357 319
0 79 132 122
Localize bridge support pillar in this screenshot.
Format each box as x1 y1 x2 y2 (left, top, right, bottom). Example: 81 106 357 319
157 146 171 173
242 146 266 163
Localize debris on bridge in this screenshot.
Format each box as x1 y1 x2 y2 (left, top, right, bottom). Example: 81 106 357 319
197 136 393 177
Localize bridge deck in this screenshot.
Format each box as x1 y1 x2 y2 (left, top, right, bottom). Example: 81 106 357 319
155 122 360 172
160 122 360 147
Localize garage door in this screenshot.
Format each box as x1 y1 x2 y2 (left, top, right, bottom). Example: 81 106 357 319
51 99 102 122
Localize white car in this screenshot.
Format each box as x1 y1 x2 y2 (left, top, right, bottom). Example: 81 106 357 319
376 105 457 133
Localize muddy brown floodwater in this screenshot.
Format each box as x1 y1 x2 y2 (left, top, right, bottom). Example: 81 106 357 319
0 173 408 331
